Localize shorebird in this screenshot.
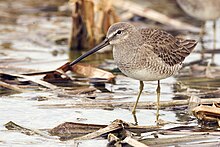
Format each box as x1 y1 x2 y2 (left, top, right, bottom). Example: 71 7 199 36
69 22 197 120
177 0 220 63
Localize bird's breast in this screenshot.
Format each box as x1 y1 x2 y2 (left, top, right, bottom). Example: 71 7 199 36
112 45 182 81
112 44 137 66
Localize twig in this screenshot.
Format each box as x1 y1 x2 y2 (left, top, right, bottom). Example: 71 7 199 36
65 87 97 95
0 81 28 93
72 119 128 140
107 133 121 147
0 72 58 90
123 136 149 147
140 134 216 146
38 98 220 110
159 130 220 136
49 122 106 140
4 121 57 139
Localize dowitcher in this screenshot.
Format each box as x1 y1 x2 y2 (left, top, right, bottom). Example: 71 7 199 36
69 22 197 120
177 0 220 62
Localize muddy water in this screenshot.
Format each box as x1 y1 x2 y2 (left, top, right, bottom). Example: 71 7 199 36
0 0 220 146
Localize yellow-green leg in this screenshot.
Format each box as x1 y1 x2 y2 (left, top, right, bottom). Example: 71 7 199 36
132 81 144 114
156 80 160 122
211 20 216 64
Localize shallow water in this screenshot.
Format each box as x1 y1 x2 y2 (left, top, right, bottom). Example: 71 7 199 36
0 0 220 146
0 91 196 146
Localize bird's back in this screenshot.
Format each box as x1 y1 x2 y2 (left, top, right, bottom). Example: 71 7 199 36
139 28 197 67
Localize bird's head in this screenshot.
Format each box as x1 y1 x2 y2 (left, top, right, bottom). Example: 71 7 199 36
106 22 136 45
69 22 136 66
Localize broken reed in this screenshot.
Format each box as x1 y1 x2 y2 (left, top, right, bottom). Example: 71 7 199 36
68 0 119 50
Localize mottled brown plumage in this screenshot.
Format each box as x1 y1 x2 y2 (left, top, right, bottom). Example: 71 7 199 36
108 23 197 82
140 29 197 66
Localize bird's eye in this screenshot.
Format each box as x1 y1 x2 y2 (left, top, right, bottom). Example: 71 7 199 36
117 30 122 34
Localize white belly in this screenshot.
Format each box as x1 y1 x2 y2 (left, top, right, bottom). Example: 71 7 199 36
120 68 172 81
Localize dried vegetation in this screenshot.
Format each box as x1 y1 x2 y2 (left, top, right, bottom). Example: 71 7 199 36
1 0 220 146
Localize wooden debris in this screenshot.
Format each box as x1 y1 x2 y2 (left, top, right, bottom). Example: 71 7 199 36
193 104 220 124
72 119 129 140
126 125 159 134
15 74 58 90
68 0 119 50
68 0 95 50
0 72 58 90
54 120 217 146
113 0 200 32
159 130 220 136
50 119 159 141
182 142 220 147
4 120 219 146
0 80 28 93
65 87 97 95
38 98 220 110
122 136 149 147
107 133 122 147
4 121 57 139
49 122 106 140
198 89 220 99
140 134 216 146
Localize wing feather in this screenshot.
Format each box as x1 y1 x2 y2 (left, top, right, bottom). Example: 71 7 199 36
140 28 197 66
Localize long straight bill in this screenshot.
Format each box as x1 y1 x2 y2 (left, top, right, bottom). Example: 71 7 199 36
69 38 110 66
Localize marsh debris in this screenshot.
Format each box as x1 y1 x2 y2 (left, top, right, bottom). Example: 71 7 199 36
68 0 119 50
193 104 220 126
4 121 56 139
1 0 220 146
4 120 220 146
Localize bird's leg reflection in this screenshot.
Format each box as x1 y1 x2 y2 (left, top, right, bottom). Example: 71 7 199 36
156 80 160 124
132 113 138 125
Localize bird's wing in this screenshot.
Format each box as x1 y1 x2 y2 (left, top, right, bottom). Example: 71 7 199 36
140 28 197 66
